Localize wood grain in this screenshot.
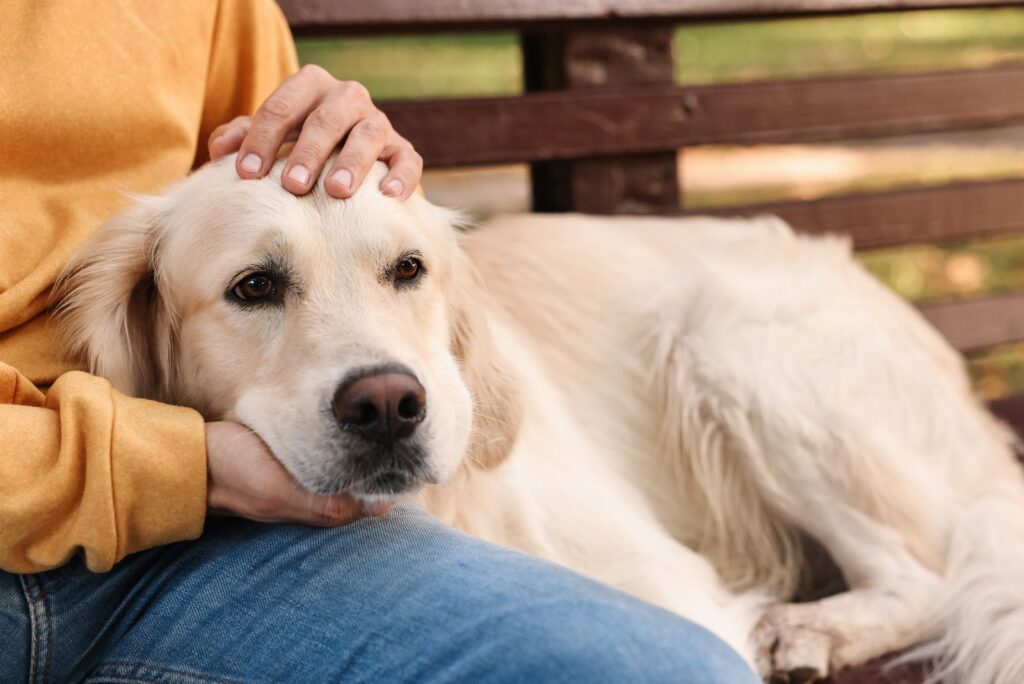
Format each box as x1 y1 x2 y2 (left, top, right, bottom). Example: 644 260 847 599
279 0 1024 32
920 292 1024 353
525 25 681 213
687 178 1024 249
990 393 1024 433
380 66 1024 168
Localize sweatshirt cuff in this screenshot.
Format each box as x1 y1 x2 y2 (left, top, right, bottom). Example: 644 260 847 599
108 391 208 565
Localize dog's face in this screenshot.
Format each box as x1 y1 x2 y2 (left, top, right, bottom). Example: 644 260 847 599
56 158 519 501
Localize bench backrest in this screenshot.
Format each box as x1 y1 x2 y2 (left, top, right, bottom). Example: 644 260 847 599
278 0 1024 429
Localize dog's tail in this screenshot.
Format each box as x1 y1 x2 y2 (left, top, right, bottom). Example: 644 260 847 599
908 484 1024 684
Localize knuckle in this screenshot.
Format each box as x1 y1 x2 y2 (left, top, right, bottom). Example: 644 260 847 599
240 129 275 154
286 147 317 170
259 95 293 122
299 63 329 81
307 105 341 132
356 116 385 138
338 79 371 102
340 150 367 170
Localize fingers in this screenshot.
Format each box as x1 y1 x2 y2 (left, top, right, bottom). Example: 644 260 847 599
379 140 424 200
229 67 423 200
281 92 366 195
208 116 252 160
299 490 364 527
323 116 389 198
205 420 380 528
235 65 331 180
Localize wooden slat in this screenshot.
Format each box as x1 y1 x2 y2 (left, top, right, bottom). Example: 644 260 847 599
990 393 1024 432
280 0 1024 32
525 25 681 213
920 292 1024 353
380 66 1024 168
689 179 1024 249
836 657 924 684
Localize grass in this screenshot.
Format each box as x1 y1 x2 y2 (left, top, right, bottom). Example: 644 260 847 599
296 33 522 100
673 8 1024 85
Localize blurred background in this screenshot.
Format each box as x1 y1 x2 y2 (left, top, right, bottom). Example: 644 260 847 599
296 7 1024 400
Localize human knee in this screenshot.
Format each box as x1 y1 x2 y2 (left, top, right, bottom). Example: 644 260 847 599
468 596 758 683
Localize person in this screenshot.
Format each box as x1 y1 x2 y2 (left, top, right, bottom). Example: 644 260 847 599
0 1 758 681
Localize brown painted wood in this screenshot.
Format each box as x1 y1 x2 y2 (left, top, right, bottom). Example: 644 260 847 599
990 393 1024 433
687 178 1024 249
279 0 1024 33
835 657 926 684
920 291 1024 353
525 25 681 213
707 183 1024 352
380 66 1024 168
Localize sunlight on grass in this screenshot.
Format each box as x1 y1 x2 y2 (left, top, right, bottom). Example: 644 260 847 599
296 33 522 100
859 236 1024 397
969 343 1024 400
682 129 1024 209
674 8 1024 85
859 235 1024 304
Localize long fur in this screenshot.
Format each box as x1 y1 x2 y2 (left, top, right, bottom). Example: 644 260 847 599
54 158 1024 681
52 196 179 400
908 489 1024 683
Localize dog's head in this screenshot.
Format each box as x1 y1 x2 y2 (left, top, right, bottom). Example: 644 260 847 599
54 157 520 502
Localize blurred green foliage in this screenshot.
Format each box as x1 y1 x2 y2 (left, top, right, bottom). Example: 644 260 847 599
673 8 1024 85
860 236 1024 399
295 8 1024 398
296 33 521 100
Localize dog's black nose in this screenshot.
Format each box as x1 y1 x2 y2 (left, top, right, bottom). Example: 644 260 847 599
333 369 426 446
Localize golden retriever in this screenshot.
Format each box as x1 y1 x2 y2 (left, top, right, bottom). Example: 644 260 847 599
56 157 1024 683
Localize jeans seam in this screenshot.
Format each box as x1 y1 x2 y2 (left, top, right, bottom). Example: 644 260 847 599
18 574 53 684
85 661 241 684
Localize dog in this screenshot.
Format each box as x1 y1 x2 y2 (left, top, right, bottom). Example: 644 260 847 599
55 156 1024 682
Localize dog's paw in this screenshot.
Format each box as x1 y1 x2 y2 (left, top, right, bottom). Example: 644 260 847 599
753 606 833 683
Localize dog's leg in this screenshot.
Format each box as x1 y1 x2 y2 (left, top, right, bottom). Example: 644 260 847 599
750 504 942 681
655 319 957 680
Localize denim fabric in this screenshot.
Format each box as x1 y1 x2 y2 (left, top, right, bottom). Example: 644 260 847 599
0 505 758 683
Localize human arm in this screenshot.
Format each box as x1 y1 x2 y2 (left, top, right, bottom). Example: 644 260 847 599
0 362 370 574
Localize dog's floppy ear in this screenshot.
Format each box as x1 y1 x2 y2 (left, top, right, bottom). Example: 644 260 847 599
52 198 176 400
449 250 523 470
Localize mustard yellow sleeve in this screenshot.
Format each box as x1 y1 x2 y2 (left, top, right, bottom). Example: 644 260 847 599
193 0 300 166
0 363 207 574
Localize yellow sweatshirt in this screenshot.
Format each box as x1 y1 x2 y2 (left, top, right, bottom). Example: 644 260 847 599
0 0 298 573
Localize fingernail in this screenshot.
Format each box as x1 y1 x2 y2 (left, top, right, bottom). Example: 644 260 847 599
331 168 353 190
287 164 310 186
383 178 404 197
240 153 262 174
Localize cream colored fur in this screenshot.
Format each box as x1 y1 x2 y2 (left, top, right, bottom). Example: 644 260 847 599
56 157 1024 682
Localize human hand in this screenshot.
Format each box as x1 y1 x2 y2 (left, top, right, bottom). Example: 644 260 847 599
207 65 422 200
205 421 390 525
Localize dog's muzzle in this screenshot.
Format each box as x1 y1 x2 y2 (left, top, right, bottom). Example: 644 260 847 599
332 364 429 496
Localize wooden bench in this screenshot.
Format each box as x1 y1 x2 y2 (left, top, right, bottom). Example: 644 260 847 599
278 2 1024 680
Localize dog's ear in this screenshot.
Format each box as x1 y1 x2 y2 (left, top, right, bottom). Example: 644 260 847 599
52 198 176 399
449 250 523 470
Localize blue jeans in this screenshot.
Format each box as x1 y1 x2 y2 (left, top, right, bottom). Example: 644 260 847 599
0 505 757 683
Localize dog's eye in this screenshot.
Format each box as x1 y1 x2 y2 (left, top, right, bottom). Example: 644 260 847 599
232 273 276 302
395 257 422 283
